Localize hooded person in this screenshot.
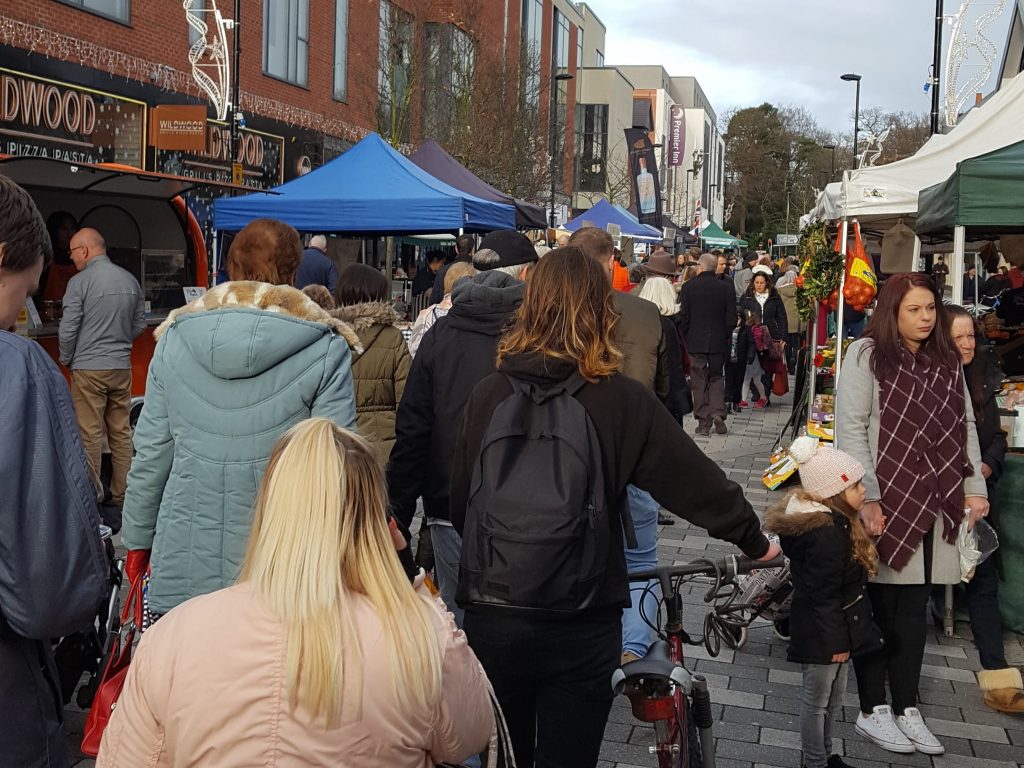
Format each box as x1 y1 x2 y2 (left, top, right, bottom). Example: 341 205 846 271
387 230 536 627
121 219 359 618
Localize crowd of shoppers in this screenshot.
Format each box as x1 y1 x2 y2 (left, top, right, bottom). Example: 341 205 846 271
4 172 1020 768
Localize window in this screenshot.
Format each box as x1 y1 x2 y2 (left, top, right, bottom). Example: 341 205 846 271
58 0 130 23
576 28 583 68
595 49 604 68
263 0 309 87
423 23 475 142
187 0 205 47
378 0 414 144
551 8 571 189
575 103 608 193
521 0 543 107
334 0 349 100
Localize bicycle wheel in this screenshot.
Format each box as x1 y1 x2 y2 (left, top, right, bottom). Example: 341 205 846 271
683 700 702 768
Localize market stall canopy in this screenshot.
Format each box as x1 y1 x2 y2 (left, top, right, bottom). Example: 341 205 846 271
841 70 1024 229
800 182 843 228
410 139 547 230
916 139 1024 239
563 199 663 240
699 220 747 248
213 133 516 234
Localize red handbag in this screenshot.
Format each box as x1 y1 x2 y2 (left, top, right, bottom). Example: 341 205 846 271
772 370 790 397
80 574 144 756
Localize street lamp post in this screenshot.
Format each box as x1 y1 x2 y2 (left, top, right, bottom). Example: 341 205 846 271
840 73 862 169
549 71 575 233
821 143 837 180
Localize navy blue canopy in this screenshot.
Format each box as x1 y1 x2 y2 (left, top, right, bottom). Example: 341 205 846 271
214 133 515 233
410 139 547 230
563 199 662 240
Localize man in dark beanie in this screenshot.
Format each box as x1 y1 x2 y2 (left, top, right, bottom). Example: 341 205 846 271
389 229 531 627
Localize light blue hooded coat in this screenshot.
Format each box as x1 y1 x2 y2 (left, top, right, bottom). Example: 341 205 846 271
121 283 359 614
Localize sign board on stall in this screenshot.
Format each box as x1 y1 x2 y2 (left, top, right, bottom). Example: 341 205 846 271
182 286 207 304
149 105 207 151
607 222 622 249
777 234 799 246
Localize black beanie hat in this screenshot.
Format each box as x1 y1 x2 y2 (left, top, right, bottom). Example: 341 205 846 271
473 230 538 270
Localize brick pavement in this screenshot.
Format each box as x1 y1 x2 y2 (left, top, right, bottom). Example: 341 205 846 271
598 392 1024 768
66 388 1024 767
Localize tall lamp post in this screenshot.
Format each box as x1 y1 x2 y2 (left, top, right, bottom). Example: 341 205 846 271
840 73 862 169
549 71 575 233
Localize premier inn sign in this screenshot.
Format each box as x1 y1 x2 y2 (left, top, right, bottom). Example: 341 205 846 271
149 105 208 151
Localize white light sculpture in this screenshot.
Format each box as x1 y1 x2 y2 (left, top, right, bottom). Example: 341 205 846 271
944 0 1005 128
184 0 235 121
858 125 893 169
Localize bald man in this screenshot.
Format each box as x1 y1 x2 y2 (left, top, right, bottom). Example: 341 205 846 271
59 227 145 508
295 234 338 294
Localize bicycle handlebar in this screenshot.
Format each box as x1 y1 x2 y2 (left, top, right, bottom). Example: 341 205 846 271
628 554 786 586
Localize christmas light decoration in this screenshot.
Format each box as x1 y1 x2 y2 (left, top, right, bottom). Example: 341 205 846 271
944 0 1005 128
184 0 232 121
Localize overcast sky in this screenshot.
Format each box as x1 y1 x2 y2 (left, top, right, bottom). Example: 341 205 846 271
590 0 1016 133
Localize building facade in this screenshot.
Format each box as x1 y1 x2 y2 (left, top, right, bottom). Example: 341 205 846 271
0 0 598 223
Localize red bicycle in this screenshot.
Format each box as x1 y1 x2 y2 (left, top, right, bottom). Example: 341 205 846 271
611 554 784 768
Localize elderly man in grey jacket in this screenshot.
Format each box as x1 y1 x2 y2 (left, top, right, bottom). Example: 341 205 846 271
59 227 145 507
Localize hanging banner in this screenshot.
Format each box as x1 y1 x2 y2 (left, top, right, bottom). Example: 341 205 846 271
669 105 685 167
624 127 663 230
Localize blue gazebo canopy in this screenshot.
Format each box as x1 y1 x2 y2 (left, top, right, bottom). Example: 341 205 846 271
213 133 515 234
564 199 663 240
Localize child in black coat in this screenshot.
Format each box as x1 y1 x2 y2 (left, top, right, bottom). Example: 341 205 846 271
764 437 882 768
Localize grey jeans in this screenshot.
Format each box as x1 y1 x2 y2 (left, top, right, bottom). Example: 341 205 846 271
428 519 465 629
800 662 848 768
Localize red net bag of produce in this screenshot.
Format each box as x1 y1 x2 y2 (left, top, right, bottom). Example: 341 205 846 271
843 221 877 311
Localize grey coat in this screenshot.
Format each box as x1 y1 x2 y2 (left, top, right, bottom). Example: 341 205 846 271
835 338 987 585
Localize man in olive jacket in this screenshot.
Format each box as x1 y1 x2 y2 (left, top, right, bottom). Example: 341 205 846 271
679 253 737 435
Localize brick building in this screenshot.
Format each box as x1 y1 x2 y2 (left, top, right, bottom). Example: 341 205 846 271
0 0 598 218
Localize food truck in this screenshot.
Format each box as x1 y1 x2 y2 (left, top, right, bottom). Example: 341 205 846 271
1 156 214 414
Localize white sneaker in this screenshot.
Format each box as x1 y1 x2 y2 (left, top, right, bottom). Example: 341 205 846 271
855 705 916 754
895 707 945 755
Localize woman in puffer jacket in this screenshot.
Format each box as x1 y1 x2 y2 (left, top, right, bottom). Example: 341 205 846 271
121 219 358 618
331 263 411 466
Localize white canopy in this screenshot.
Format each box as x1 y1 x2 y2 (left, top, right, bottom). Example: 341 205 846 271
800 182 843 229
840 70 1024 228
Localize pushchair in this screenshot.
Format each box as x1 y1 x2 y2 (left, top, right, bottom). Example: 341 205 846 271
53 524 124 709
706 538 793 649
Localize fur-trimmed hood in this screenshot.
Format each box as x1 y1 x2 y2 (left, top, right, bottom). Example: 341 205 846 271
763 492 835 537
155 281 361 351
328 301 403 332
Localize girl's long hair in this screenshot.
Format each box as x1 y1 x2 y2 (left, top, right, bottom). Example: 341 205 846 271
860 272 958 380
239 419 441 724
946 304 987 425
498 246 623 381
822 492 879 578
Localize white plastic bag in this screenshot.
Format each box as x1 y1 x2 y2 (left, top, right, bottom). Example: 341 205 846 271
958 517 1000 583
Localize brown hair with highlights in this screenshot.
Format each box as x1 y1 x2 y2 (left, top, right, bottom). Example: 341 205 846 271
822 492 879 578
497 246 622 381
226 218 303 285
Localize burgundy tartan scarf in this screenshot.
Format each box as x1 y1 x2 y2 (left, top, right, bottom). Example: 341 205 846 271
875 347 970 570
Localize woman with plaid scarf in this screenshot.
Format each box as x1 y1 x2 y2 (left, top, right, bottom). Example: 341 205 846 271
836 273 990 756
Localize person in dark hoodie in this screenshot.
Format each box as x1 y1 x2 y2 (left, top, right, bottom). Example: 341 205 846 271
0 175 108 767
387 230 536 627
449 247 778 768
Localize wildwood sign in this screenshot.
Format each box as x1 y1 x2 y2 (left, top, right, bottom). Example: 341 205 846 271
0 68 145 164
149 105 207 151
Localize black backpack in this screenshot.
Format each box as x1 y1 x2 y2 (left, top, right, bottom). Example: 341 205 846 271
461 372 636 613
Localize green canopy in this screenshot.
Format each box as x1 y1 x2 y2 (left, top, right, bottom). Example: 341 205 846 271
699 220 748 248
916 139 1024 239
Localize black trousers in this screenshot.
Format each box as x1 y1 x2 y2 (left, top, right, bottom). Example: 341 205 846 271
853 583 931 715
464 608 620 768
724 359 745 406
965 555 1008 669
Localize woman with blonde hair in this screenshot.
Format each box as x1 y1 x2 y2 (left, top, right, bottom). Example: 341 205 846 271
638 275 691 423
449 246 777 768
99 419 493 767
121 218 358 618
408 260 476 356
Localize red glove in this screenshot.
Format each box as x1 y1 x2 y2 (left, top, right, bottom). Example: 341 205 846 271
125 549 151 588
